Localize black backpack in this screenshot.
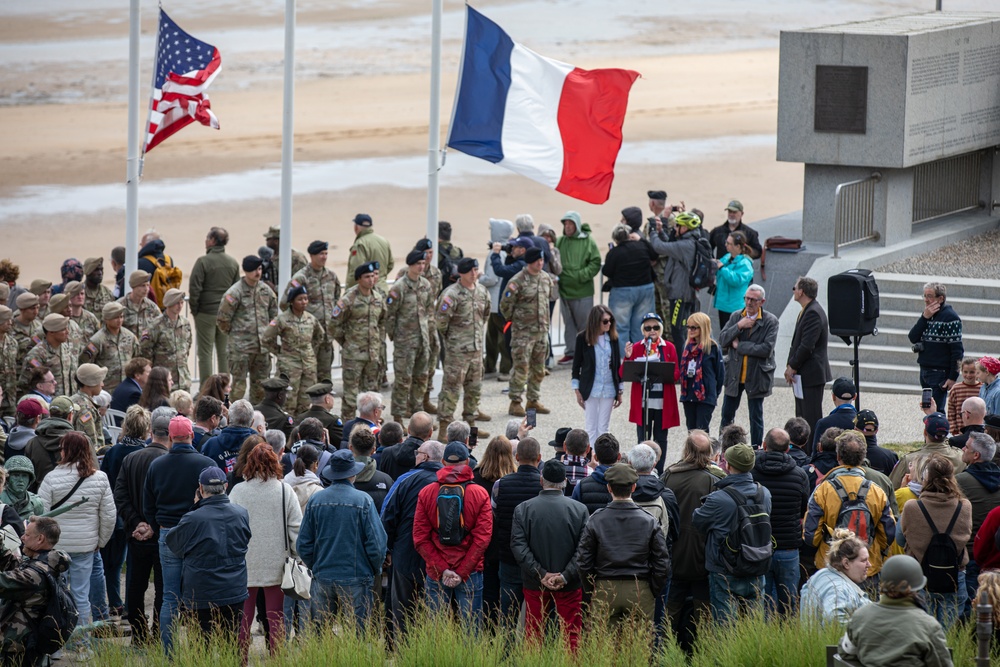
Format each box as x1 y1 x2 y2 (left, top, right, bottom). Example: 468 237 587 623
916 500 963 594
689 236 718 291
436 483 468 546
26 563 79 655
827 478 876 546
720 484 774 577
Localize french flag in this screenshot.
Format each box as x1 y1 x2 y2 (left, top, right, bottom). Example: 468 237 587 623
447 7 639 205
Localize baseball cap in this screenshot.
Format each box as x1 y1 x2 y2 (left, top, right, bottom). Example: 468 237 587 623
832 377 857 400
16 398 48 419
923 412 949 438
168 416 194 440
855 409 879 430
443 441 470 465
199 467 227 485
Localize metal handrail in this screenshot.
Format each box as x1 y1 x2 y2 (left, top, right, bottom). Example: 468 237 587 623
833 171 882 258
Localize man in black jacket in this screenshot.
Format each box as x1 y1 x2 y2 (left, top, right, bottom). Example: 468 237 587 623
784 277 831 436
750 428 809 616
576 463 670 625
810 377 858 453
708 200 761 260
510 460 588 652
571 433 620 514
379 412 433 481
335 425 393 514
491 436 543 625
380 440 444 637
855 409 898 477
113 407 171 645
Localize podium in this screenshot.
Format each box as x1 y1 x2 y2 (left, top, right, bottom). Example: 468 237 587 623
622 360 675 441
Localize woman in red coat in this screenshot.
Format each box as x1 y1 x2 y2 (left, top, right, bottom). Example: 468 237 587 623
622 312 680 474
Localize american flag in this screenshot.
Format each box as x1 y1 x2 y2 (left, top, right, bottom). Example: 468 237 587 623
143 9 221 154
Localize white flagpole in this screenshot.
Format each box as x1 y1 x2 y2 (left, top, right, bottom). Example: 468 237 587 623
426 0 443 257
125 0 141 282
278 0 295 295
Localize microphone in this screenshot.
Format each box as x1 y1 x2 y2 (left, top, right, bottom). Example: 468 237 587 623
645 335 653 356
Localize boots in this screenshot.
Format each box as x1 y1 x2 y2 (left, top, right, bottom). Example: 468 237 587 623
525 400 551 414
423 394 438 413
508 400 525 417
469 424 490 439
474 411 492 422
438 420 449 442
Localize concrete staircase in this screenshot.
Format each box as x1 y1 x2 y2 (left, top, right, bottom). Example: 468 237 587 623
828 273 1000 394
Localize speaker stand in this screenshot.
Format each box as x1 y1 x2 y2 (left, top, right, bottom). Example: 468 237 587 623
839 330 876 410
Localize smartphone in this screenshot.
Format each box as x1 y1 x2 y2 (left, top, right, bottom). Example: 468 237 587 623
526 408 537 428
920 387 933 409
469 426 479 449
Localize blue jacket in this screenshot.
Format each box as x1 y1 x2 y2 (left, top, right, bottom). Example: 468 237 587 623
691 472 772 574
811 404 858 452
489 252 528 296
200 425 256 474
298 480 387 584
143 443 216 529
381 462 442 578
713 253 754 313
982 377 1000 416
164 493 251 609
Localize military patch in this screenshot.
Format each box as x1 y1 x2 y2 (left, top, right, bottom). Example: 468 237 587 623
29 358 41 368
269 319 277 327
440 296 454 312
86 343 97 354
80 412 92 423
31 335 42 344
504 290 511 298
507 281 519 292
291 280 300 288
331 305 341 318
140 332 150 341
224 293 236 304
388 290 399 304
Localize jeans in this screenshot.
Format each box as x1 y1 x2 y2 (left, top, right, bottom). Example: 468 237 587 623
311 578 375 631
283 595 311 637
66 551 96 628
922 569 967 630
708 571 764 624
682 401 715 431
89 550 109 622
100 525 128 612
608 283 655 357
425 571 483 625
720 385 765 447
497 561 524 626
919 367 949 415
764 549 800 616
158 527 182 654
961 559 980 622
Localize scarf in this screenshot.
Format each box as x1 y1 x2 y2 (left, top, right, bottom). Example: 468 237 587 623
681 341 706 402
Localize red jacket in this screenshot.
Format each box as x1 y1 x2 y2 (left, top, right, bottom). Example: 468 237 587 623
413 464 493 581
973 505 1000 571
622 337 681 430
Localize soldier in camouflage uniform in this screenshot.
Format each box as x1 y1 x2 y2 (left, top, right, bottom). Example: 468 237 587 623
386 250 436 420
0 517 71 667
330 262 387 421
264 283 323 415
65 280 101 344
397 238 443 413
435 258 491 440
140 288 193 392
45 293 86 361
27 280 52 320
282 240 341 380
0 307 16 418
216 255 278 405
118 270 162 337
263 225 308 290
499 247 553 417
10 294 43 373
19 314 75 398
82 257 115 317
70 363 107 449
80 301 140 392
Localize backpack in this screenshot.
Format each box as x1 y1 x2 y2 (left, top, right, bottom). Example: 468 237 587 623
720 484 774 577
25 563 79 655
142 253 183 308
827 477 876 546
635 495 670 537
436 482 468 546
688 236 718 291
916 500 963 594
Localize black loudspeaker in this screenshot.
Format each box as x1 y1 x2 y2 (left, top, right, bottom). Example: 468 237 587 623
828 269 879 337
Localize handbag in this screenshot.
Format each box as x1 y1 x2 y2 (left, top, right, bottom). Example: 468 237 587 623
280 485 312 600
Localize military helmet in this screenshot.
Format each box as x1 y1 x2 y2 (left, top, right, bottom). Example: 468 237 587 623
4 455 36 483
879 555 926 595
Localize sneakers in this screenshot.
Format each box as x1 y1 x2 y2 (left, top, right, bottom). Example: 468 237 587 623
557 355 574 365
525 400 551 414
508 401 525 417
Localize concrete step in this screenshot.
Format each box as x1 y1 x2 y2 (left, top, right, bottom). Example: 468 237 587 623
872 273 1000 300
828 343 993 365
873 310 1000 337
826 327 996 352
876 292 1000 318
830 359 919 388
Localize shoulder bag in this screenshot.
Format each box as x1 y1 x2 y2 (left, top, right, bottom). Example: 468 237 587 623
280 483 312 600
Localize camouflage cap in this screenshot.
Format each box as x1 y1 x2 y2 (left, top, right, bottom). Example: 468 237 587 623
725 200 744 213
83 257 103 275
48 293 70 315
263 225 281 239
15 293 39 309
128 270 151 288
49 396 75 417
42 314 69 333
29 279 52 295
102 301 125 320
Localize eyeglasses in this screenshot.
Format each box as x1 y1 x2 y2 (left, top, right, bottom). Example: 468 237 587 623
687 325 701 330
642 325 661 332
744 296 761 303
601 318 612 324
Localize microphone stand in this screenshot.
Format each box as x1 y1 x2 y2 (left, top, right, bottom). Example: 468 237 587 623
642 336 653 442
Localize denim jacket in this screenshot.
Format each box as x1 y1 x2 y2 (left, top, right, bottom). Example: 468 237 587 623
297 480 388 585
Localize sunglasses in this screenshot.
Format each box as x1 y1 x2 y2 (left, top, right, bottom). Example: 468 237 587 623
687 325 701 330
643 325 661 332
601 318 612 324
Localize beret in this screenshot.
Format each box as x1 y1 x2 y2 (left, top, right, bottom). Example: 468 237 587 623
457 257 478 274
354 262 379 279
129 270 151 288
163 288 185 308
15 293 39 309
307 240 328 255
102 301 125 320
406 250 426 266
42 314 69 332
83 257 103 275
243 255 264 272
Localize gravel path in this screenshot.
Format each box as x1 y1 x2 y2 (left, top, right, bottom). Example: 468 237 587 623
876 228 1000 279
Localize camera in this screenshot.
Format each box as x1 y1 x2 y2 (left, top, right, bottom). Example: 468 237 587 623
911 342 924 353
488 241 513 254
258 246 276 286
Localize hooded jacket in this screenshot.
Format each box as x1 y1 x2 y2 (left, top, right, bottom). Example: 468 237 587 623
200 425 256 474
3 426 36 461
24 417 75 491
379 435 423 482
412 464 493 581
380 461 442 579
956 461 1000 553
137 239 167 275
481 219 514 313
555 222 601 300
751 450 809 550
631 474 680 551
351 456 393 514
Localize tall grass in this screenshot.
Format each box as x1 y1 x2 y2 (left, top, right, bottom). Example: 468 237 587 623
92 603 990 666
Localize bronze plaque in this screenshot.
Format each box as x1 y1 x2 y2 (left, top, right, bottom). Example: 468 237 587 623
814 65 868 134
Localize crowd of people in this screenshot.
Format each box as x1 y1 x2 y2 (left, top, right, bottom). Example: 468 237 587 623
0 194 999 666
